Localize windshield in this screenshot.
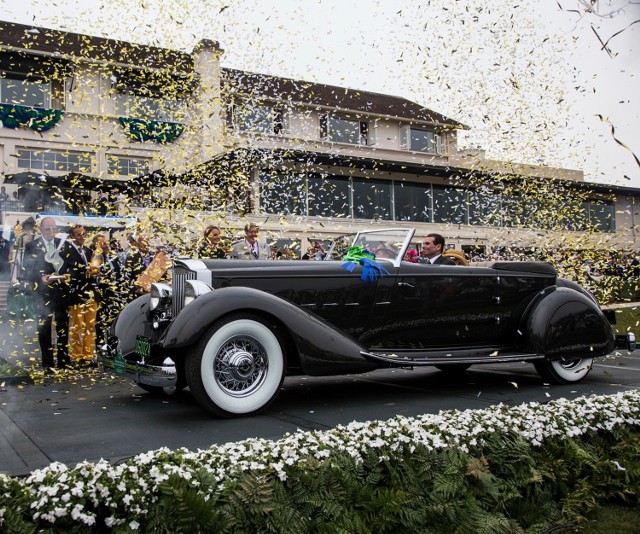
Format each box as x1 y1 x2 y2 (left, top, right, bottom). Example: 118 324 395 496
351 228 415 267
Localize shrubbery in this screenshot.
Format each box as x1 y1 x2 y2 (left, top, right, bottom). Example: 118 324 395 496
1 391 639 532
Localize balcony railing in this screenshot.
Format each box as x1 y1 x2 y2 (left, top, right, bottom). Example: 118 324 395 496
0 200 68 215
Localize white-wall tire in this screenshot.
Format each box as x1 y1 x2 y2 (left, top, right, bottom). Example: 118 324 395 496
534 357 594 384
186 315 285 417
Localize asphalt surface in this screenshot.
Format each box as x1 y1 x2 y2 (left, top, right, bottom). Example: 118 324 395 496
1 317 639 477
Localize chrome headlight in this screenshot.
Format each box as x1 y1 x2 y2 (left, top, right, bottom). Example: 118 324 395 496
150 282 172 311
184 280 213 306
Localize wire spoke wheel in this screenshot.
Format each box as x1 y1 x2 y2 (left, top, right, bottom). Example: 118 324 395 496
214 336 269 396
186 315 285 417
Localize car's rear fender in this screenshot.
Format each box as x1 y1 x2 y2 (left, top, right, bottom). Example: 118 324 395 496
520 286 616 359
159 286 379 375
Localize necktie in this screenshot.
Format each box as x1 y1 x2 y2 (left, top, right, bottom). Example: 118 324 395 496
47 240 54 254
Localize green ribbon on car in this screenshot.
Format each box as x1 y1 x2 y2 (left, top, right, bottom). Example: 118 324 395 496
342 246 390 283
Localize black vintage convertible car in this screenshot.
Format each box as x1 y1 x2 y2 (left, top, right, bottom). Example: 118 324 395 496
101 228 635 417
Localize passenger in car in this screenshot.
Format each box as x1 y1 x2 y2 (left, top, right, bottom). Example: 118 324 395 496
418 233 455 265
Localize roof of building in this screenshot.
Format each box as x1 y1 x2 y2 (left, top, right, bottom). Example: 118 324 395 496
0 20 463 127
0 20 194 73
222 68 465 128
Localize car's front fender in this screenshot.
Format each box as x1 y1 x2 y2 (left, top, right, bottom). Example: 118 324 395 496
522 286 616 359
113 294 154 358
159 286 378 375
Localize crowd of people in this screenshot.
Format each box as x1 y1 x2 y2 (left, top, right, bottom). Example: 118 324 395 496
21 217 139 372
17 219 300 372
10 216 640 373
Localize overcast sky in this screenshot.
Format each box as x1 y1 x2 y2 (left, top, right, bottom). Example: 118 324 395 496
2 0 639 188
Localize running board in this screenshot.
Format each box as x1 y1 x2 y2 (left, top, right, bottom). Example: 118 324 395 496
360 349 544 367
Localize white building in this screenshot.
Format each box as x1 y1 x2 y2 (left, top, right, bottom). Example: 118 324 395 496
1 20 638 255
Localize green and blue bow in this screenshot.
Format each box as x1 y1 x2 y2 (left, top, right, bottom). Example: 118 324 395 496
342 246 390 283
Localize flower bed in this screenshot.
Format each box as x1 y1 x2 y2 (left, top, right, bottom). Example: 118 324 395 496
1 390 639 532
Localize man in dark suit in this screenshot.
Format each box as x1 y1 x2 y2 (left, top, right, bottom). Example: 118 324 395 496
123 234 155 299
59 225 98 364
91 233 125 348
419 233 456 265
22 217 70 372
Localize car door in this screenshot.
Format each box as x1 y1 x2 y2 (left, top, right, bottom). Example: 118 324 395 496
371 263 503 351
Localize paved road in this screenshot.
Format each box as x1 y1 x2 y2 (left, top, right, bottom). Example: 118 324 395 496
2 349 639 476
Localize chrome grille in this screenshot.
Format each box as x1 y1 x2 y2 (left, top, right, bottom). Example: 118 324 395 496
172 265 197 317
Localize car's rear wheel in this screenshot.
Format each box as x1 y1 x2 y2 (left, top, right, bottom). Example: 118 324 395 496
186 314 285 417
534 357 594 384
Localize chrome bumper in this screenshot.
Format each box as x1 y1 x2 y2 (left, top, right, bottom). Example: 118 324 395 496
615 332 636 352
100 344 177 388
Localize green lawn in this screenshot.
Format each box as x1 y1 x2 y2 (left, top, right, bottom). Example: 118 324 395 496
609 305 640 335
573 503 640 533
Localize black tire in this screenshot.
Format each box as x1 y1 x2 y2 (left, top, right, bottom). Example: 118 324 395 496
185 314 285 417
534 357 594 384
435 364 471 374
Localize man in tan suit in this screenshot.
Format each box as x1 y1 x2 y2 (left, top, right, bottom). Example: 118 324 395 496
231 223 270 260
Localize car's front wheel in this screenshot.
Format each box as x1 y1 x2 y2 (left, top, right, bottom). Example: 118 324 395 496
186 314 285 417
534 357 594 384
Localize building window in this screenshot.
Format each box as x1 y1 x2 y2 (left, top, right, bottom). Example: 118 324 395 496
394 181 432 222
255 171 615 234
353 178 391 220
587 199 615 232
433 185 468 224
323 116 368 145
113 92 185 122
0 77 51 108
260 172 306 215
308 175 350 218
232 104 284 135
409 128 441 153
107 155 150 177
468 187 502 227
17 148 92 173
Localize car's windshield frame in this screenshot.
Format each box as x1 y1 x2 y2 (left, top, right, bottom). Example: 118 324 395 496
349 228 415 268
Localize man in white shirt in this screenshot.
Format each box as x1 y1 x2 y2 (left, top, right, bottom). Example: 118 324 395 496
231 223 270 260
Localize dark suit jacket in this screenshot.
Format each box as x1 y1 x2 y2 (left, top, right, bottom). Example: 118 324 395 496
95 254 125 305
59 242 95 306
431 255 456 265
23 236 64 308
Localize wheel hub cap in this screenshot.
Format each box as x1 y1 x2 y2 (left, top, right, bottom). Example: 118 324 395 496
214 336 268 397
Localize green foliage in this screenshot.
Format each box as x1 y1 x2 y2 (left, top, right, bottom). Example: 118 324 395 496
1 424 639 532
141 473 223 533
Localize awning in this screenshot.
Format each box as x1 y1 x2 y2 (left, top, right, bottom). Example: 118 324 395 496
34 213 137 229
0 49 73 80
2 171 130 192
111 66 197 99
